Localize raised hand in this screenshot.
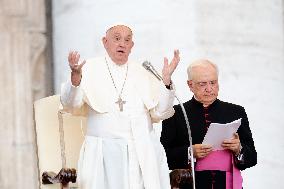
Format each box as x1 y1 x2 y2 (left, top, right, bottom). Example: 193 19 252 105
162 49 180 86
68 51 86 86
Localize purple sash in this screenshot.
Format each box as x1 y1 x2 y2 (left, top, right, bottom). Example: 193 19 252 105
195 150 242 189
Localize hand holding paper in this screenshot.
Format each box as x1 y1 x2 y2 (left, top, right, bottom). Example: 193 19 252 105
202 118 242 151
222 133 242 155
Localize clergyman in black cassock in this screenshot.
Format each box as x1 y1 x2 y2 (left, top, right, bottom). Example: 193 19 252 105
161 59 257 189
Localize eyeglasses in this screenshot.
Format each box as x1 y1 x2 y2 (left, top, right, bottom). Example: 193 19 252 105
194 80 218 89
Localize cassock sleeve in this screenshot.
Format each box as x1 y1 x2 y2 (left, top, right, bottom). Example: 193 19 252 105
235 107 257 170
60 80 88 116
160 106 190 170
149 85 175 123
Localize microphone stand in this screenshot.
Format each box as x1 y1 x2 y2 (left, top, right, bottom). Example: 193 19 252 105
174 94 196 189
142 61 196 189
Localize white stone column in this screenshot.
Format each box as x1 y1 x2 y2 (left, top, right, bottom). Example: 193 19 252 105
52 0 284 188
0 0 52 188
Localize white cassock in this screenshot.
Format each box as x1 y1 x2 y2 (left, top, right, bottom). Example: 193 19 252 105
61 55 175 189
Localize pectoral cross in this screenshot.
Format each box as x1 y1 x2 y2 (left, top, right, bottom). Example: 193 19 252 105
116 96 126 112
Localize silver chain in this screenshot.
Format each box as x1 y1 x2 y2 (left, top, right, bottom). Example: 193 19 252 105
105 57 128 98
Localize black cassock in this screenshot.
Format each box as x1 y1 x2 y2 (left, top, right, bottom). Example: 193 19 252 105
161 97 257 189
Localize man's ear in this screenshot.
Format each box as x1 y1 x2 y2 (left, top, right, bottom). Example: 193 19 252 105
129 41 134 53
102 37 107 47
187 80 194 92
131 41 134 48
187 80 193 88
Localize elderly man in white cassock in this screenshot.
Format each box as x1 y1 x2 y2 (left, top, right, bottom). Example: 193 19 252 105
60 23 180 189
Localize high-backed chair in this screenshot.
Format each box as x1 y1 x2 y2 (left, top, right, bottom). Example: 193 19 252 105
34 95 192 189
34 95 86 189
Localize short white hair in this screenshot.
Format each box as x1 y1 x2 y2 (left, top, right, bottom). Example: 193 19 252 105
105 23 133 35
187 59 219 80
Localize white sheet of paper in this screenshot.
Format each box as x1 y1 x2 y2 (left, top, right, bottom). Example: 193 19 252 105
202 118 242 151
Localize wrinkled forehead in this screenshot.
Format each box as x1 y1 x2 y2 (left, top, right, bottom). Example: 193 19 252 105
191 64 218 81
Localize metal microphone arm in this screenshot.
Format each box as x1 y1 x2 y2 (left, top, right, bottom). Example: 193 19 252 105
149 64 163 81
174 94 196 189
142 61 196 189
142 61 163 81
148 68 162 81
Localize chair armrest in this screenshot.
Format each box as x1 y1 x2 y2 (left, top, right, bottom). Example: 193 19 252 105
170 169 192 188
42 168 77 187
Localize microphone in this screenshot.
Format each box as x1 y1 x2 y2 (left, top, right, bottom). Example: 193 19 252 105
142 61 163 81
142 61 196 189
